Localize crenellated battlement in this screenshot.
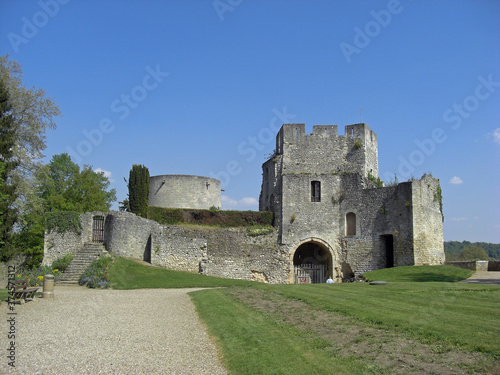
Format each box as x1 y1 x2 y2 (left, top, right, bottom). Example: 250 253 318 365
273 122 378 178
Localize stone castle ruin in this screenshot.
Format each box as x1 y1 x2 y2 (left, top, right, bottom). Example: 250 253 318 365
43 122 445 283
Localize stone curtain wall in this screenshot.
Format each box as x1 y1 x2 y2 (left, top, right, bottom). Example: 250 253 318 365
104 211 162 260
150 226 207 273
149 175 221 210
201 228 288 283
44 211 288 283
447 261 489 272
42 212 107 266
151 226 288 283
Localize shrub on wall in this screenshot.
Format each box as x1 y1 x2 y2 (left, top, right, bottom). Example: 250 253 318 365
45 211 82 234
148 206 183 225
148 206 273 227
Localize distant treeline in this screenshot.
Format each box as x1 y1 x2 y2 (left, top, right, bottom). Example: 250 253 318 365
444 241 500 259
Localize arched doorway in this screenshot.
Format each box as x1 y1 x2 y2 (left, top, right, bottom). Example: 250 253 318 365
293 240 332 284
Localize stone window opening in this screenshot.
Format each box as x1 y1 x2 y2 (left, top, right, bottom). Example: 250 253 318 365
345 212 356 236
311 181 321 202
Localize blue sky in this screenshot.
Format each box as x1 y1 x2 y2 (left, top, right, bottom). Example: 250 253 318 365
1 0 499 243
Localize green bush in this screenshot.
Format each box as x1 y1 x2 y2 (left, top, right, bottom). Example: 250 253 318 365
51 253 74 272
79 256 113 288
367 172 384 188
148 206 273 227
45 211 82 234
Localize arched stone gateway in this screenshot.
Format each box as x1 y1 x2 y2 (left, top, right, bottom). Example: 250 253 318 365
290 238 336 284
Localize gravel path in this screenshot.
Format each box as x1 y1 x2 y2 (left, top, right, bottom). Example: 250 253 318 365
1 286 228 374
459 270 500 285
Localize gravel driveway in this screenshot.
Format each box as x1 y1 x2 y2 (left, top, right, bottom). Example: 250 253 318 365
459 270 500 285
1 286 227 374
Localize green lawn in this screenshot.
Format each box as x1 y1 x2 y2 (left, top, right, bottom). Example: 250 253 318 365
363 264 473 282
107 256 256 289
190 288 372 375
256 281 499 354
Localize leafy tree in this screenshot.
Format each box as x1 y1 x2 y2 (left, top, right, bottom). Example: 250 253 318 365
0 78 19 260
0 55 60 226
14 153 116 267
445 241 500 259
38 153 116 213
459 245 489 261
128 164 149 218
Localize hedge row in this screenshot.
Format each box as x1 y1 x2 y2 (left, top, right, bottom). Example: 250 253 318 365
148 206 273 227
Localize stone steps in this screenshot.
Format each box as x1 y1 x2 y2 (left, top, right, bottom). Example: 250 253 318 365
58 243 105 284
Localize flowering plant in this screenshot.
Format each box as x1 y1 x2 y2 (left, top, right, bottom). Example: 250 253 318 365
79 256 113 289
15 266 63 286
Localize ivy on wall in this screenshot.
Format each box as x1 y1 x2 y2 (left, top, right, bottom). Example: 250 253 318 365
433 184 444 222
45 211 82 234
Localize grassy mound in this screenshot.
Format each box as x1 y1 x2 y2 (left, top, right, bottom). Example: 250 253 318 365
107 256 255 289
362 265 473 282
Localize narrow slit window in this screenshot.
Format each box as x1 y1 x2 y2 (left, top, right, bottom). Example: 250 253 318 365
346 212 356 236
311 181 321 202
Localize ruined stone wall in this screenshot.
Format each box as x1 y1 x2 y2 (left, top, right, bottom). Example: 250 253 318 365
43 211 289 283
149 175 221 209
150 226 288 283
42 212 107 266
411 175 445 265
338 176 415 275
150 226 207 272
104 211 162 261
201 228 288 283
447 261 489 271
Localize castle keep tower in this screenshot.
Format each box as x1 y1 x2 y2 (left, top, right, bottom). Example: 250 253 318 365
260 123 444 283
149 175 221 210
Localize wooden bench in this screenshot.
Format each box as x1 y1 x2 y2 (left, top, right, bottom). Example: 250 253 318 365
10 279 40 303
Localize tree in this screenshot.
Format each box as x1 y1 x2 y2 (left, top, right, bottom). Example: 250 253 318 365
14 153 116 267
128 164 149 218
38 153 116 213
0 78 19 260
459 245 489 261
0 55 60 226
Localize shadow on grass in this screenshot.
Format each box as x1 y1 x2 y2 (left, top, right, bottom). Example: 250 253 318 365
401 272 468 282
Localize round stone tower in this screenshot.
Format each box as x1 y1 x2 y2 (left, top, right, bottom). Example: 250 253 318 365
149 175 221 210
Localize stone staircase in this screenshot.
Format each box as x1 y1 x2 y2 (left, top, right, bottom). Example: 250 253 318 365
58 243 105 285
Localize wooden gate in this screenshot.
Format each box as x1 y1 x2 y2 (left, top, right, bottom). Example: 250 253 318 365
294 263 327 284
92 216 104 243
